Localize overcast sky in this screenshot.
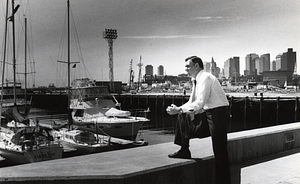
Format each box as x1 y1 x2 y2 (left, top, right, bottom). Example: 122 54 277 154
1 0 299 87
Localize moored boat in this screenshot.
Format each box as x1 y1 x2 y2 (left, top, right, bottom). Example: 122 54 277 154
53 127 110 154
0 124 63 165
0 1 62 164
70 78 150 140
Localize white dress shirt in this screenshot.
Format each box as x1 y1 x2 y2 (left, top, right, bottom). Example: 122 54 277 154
180 70 229 113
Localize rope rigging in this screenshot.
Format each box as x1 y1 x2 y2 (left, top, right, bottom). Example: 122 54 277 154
0 0 36 89
56 3 93 89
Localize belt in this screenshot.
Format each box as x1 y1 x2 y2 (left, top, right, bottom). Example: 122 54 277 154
205 106 228 112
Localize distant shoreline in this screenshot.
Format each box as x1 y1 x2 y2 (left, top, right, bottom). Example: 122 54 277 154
121 91 300 98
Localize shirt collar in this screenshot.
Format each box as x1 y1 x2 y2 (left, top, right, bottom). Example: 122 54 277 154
193 70 203 81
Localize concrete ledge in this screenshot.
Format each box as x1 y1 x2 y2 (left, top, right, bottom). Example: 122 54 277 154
228 122 300 164
0 138 215 184
0 122 300 184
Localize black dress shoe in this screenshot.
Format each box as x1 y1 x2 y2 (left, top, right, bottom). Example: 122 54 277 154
168 149 191 159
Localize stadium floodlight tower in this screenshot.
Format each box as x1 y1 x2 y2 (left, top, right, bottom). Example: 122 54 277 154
103 29 118 92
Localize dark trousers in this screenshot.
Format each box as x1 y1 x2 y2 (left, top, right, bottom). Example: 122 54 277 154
173 106 231 184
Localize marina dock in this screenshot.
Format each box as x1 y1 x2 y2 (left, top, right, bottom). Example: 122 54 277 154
0 122 299 184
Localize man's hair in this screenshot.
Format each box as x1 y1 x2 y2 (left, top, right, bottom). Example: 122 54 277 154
185 56 203 69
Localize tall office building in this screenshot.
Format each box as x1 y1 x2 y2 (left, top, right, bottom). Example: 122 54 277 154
210 57 220 78
256 53 270 74
203 62 211 72
261 53 270 72
145 65 153 75
204 58 220 78
275 48 296 73
157 65 164 76
275 54 282 71
245 53 259 75
281 48 296 72
271 60 276 71
224 57 240 79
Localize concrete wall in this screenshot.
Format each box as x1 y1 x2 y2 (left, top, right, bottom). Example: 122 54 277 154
228 122 300 164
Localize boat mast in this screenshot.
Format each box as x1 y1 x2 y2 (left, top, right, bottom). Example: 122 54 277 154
67 0 71 128
0 0 10 125
57 0 79 128
24 17 28 112
12 0 17 106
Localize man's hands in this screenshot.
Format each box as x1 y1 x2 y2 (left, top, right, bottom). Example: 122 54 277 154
166 104 181 115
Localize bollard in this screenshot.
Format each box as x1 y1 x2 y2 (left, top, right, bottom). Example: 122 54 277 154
276 97 280 124
244 96 248 129
229 96 233 132
260 96 263 127
146 95 149 108
295 97 298 122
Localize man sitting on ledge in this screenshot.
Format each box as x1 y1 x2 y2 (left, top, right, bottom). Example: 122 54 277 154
166 56 231 184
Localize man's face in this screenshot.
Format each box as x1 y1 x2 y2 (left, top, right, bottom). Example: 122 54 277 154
185 60 197 77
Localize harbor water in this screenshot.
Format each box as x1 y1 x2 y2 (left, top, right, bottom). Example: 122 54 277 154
27 107 175 145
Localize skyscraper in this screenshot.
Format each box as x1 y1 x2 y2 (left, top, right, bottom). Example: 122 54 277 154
157 65 164 76
224 57 240 79
271 60 276 71
210 57 220 78
203 62 211 72
256 53 270 74
261 53 270 72
245 53 259 75
275 48 296 73
145 65 153 75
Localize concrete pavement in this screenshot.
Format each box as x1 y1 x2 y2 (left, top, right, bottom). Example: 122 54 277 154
231 148 300 184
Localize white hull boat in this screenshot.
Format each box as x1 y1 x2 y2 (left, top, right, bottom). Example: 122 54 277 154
70 78 149 141
53 128 110 154
72 114 147 141
0 126 63 165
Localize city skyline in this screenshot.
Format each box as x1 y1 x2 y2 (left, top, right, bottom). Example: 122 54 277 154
0 0 299 87
143 47 297 78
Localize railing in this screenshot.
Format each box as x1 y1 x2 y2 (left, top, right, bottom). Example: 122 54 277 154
127 108 150 119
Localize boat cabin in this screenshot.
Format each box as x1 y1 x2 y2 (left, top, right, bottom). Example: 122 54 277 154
70 86 112 101
63 130 96 145
0 81 23 95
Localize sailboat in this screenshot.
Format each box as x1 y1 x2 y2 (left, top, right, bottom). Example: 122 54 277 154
57 1 149 143
0 121 63 164
0 3 32 123
0 0 63 165
51 0 114 154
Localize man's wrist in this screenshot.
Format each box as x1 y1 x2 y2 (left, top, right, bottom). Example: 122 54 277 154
178 108 183 113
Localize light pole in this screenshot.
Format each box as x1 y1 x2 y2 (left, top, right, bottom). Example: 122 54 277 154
103 29 118 92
